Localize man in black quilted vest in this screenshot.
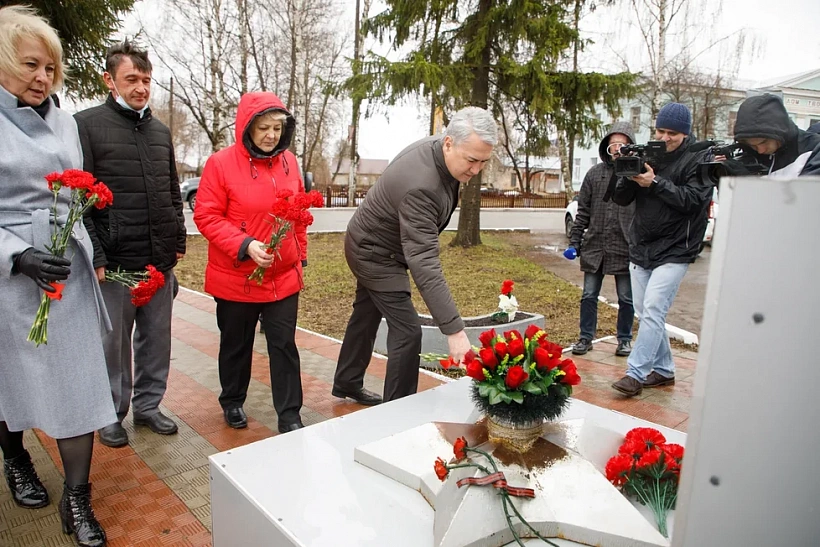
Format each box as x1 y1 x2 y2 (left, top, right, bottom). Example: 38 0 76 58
76 40 186 447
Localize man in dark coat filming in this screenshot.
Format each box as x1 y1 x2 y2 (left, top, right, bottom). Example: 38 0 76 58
565 121 636 357
610 102 713 398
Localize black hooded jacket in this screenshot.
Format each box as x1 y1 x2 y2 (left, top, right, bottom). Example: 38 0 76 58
569 121 636 275
734 94 820 177
611 135 713 269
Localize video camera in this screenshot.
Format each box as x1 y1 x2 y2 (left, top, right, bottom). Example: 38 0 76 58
697 141 769 186
614 141 667 177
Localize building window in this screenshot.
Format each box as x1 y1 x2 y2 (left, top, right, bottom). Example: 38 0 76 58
590 157 598 167
728 111 737 137
631 106 641 130
573 158 581 180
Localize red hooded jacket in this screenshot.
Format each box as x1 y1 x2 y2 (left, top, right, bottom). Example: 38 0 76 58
194 92 306 302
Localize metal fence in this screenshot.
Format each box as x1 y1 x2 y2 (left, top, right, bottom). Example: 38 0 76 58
321 186 569 209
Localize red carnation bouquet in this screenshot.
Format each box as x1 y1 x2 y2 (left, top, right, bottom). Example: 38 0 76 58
248 189 324 285
104 265 166 307
605 427 685 537
28 170 114 345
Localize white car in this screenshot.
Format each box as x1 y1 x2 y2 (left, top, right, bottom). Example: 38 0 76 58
564 189 717 246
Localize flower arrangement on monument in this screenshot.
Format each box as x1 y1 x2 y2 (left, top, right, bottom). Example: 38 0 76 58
248 188 324 284
27 170 114 346
605 427 685 538
433 436 560 546
490 279 518 323
466 325 581 451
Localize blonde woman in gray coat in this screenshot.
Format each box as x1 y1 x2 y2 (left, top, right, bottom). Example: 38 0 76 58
0 6 114 546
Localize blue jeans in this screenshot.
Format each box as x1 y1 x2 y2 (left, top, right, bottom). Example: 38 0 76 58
626 262 689 382
580 271 634 341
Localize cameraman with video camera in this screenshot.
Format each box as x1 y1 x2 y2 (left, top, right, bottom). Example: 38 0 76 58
610 102 714 398
734 94 820 177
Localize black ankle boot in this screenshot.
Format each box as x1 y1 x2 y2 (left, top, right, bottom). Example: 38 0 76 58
59 483 106 547
3 450 49 508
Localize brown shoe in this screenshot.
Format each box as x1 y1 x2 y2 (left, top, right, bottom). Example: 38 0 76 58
643 371 675 388
612 375 643 397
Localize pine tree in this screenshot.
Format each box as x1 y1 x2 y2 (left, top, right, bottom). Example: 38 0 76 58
1 0 136 99
347 0 635 247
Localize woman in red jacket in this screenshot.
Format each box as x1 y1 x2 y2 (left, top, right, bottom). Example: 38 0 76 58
194 92 307 432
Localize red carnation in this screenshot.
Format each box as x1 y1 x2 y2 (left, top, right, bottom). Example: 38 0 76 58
130 265 165 307
465 359 485 381
524 324 543 340
439 356 458 369
478 328 496 348
453 437 468 460
661 443 684 462
505 365 528 389
478 347 498 370
434 457 449 481
45 282 65 301
60 169 96 190
605 454 634 486
88 182 114 209
637 448 662 469
624 427 666 450
501 279 514 296
619 438 648 459
507 337 525 358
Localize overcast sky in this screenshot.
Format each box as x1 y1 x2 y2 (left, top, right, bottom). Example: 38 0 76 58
118 0 820 162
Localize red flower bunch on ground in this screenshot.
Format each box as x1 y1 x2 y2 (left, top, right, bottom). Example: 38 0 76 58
432 437 558 546
605 427 685 537
249 189 324 285
28 170 114 345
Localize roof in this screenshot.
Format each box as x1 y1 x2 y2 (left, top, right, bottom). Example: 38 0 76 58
755 68 820 90
335 158 390 176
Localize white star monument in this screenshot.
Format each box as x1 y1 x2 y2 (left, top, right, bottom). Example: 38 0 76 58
354 417 672 547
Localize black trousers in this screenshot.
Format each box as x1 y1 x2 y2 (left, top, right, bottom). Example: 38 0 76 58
334 281 422 402
215 293 302 424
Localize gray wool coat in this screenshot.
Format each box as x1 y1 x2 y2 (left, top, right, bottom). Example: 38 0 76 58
0 85 116 438
569 121 636 276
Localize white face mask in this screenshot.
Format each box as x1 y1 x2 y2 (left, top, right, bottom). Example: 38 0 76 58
111 80 148 118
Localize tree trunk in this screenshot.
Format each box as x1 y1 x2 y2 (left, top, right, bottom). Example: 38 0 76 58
237 0 248 95
452 0 492 248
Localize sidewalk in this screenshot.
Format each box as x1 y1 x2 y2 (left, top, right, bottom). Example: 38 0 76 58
0 287 696 547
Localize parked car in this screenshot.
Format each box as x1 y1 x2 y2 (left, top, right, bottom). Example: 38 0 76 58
564 194 578 238
179 177 199 211
564 188 717 246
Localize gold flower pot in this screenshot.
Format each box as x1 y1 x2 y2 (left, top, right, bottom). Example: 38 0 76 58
486 414 545 453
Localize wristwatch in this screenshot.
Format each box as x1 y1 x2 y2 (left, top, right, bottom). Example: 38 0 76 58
652 177 659 186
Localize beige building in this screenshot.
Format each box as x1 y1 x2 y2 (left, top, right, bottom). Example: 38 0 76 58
332 158 390 187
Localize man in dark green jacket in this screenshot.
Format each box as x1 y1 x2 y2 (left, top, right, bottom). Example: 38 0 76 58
332 107 497 403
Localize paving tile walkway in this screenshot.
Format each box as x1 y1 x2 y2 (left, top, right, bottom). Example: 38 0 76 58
0 288 696 546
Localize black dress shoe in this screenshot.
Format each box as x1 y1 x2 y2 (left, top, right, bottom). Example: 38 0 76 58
571 338 593 355
98 422 128 448
278 421 304 434
615 340 633 357
3 450 49 509
133 411 178 435
331 386 383 406
223 407 248 429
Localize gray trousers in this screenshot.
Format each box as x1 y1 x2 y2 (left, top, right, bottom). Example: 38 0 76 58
100 269 175 421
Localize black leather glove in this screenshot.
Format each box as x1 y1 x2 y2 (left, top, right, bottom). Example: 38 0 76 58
13 248 71 292
301 259 308 267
